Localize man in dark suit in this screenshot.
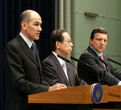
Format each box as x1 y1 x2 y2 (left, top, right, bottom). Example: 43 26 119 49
3 10 67 110
77 27 121 86
42 29 87 87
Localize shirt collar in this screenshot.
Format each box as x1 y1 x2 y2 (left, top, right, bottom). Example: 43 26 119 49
52 51 65 66
90 45 102 57
19 32 33 48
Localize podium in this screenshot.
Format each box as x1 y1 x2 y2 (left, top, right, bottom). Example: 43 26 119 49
28 85 108 110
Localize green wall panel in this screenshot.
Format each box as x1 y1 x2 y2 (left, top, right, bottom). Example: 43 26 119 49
71 0 121 69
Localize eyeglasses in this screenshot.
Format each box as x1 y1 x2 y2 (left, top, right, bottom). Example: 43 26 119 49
62 40 73 44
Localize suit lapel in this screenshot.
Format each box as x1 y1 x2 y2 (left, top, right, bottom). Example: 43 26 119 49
16 35 38 66
57 64 70 85
88 46 108 70
87 46 98 57
23 46 38 65
51 54 70 85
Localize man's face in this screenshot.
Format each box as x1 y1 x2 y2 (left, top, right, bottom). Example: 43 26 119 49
23 12 42 42
57 32 73 57
90 33 108 54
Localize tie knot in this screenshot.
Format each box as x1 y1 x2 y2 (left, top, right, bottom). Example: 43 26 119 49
62 62 65 67
62 62 67 71
100 54 104 60
31 43 35 50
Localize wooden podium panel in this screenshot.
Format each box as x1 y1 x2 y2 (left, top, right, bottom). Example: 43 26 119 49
28 85 108 104
108 85 121 102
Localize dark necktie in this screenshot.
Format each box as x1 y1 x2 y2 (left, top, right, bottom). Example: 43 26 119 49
31 43 36 57
100 54 107 70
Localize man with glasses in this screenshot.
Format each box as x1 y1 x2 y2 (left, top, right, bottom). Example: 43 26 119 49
42 29 87 87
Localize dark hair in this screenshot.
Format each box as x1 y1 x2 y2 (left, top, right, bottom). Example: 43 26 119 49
90 27 108 40
50 29 67 51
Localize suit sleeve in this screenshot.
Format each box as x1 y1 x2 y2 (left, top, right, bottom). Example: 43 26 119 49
108 62 121 81
3 44 49 95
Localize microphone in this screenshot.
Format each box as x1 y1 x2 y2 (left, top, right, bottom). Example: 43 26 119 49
57 55 71 63
108 58 121 66
70 56 91 66
70 56 101 84
98 57 108 66
70 56 96 68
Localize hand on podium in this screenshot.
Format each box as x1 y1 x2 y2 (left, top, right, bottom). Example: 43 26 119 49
48 83 67 91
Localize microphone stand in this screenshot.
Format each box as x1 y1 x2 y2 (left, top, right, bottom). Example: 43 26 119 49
70 56 101 84
57 55 78 73
108 58 121 66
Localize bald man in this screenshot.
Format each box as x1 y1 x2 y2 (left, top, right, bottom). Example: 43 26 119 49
3 9 67 110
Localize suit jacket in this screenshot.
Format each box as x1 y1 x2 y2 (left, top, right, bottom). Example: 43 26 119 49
77 46 121 86
3 35 49 110
41 53 81 87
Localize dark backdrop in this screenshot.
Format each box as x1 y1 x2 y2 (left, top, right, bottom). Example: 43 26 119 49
0 0 55 110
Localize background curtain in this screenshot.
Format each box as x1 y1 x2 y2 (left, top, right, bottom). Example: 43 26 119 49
0 0 55 110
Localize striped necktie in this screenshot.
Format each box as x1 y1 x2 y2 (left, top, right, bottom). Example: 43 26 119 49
31 43 36 57
100 54 107 70
62 62 69 81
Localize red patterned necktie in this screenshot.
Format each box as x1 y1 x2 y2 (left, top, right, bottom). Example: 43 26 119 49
100 54 107 70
